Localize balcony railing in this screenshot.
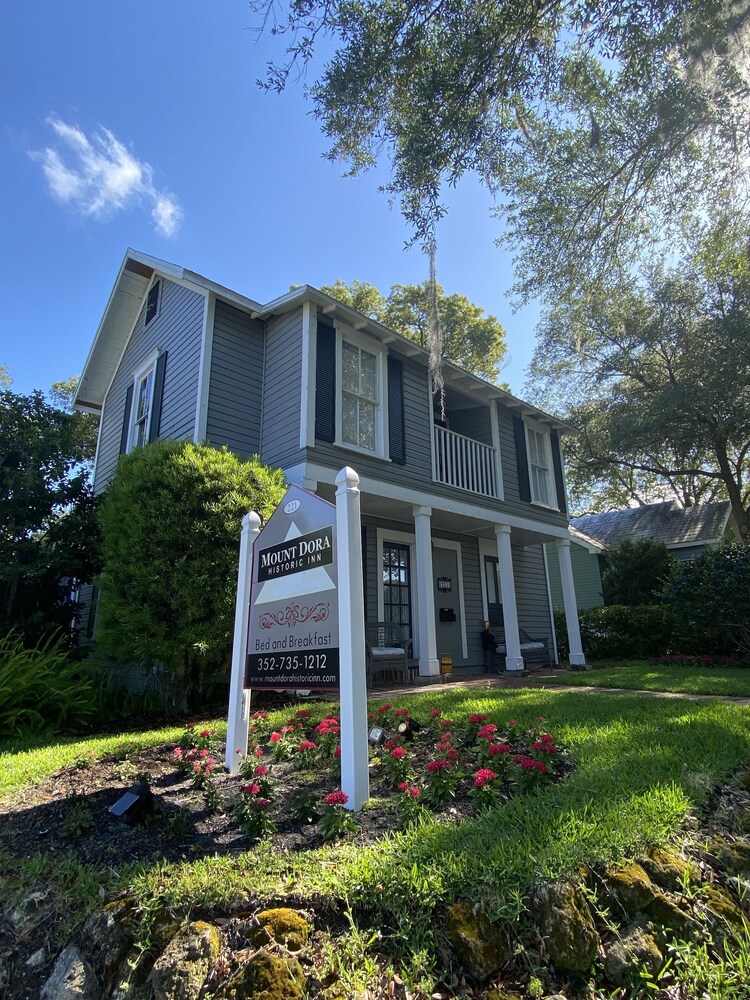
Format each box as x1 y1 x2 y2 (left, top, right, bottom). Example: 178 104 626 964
433 424 498 499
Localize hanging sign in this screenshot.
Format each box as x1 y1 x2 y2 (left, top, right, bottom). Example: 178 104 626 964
244 485 339 689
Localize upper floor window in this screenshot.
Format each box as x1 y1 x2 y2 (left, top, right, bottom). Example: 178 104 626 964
526 422 554 507
129 356 157 450
336 329 386 456
341 341 378 450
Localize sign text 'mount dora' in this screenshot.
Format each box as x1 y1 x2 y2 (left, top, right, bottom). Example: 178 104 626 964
245 486 339 690
257 526 333 581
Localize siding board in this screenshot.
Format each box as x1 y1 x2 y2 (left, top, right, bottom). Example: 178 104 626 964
94 279 205 492
206 300 264 458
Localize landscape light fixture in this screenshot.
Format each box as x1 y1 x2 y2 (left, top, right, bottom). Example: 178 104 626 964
368 725 386 746
108 779 154 826
397 719 421 742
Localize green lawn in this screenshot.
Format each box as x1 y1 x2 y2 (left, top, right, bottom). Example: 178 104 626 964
533 661 750 698
2 687 749 989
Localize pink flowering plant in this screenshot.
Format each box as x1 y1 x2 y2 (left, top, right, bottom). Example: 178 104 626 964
470 767 502 809
381 743 410 786
396 781 425 828
314 716 342 759
320 790 358 841
423 757 458 806
234 783 275 841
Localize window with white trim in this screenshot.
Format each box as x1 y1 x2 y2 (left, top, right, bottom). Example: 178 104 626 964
128 355 158 451
336 328 386 456
526 423 554 507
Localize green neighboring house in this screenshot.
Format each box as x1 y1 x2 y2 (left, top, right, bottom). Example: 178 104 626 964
546 500 734 610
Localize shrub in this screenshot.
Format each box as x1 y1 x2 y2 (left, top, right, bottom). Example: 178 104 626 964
662 544 750 655
0 631 96 738
554 605 676 660
97 441 285 707
601 539 676 606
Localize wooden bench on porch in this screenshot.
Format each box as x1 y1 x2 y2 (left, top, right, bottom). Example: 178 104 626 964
486 610 551 669
365 622 415 687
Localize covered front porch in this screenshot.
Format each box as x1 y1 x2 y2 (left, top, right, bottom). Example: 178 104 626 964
302 465 586 678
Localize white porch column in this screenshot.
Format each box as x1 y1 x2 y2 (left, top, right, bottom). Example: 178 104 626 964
495 524 524 673
413 505 440 677
556 538 587 669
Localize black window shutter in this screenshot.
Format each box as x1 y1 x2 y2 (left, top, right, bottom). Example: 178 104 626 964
513 416 531 502
387 355 406 464
315 321 336 443
551 430 567 515
145 280 160 326
120 383 134 455
148 351 167 443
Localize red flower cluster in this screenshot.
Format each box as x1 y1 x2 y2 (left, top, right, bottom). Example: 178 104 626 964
254 764 269 777
391 746 406 760
295 709 311 718
269 732 281 743
315 716 341 735
298 740 317 752
241 782 261 795
473 768 497 788
488 742 511 756
514 755 547 773
532 733 557 755
325 791 348 807
252 711 269 720
378 703 393 714
477 723 498 739
430 708 442 717
393 709 410 717
426 759 451 774
468 714 488 724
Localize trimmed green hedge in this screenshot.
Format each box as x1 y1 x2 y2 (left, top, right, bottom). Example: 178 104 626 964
555 605 676 660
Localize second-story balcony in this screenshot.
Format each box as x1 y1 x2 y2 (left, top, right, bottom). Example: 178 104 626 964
433 424 499 499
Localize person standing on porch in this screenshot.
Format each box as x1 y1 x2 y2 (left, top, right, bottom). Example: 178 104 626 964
480 620 498 674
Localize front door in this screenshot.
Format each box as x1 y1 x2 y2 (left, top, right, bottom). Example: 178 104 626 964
433 547 462 664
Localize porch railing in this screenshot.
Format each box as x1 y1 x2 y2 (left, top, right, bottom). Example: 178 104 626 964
433 424 498 499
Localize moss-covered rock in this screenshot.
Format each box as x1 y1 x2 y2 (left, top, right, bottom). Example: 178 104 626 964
600 862 655 916
604 921 663 987
226 949 305 999
82 898 134 968
445 901 512 981
151 920 221 1000
645 892 697 936
486 989 523 1000
639 846 698 892
250 908 310 952
706 837 750 876
531 882 599 974
702 885 750 938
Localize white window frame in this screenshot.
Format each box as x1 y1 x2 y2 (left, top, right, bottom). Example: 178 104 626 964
127 350 160 452
525 419 557 509
335 324 388 459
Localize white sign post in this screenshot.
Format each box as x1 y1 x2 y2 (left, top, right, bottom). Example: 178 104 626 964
225 470 369 810
335 467 369 810
225 512 261 774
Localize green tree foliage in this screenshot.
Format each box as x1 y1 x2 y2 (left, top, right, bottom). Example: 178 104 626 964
253 1 750 303
663 544 750 655
601 540 676 607
321 279 507 381
48 376 99 465
0 387 100 643
528 222 750 535
97 441 286 706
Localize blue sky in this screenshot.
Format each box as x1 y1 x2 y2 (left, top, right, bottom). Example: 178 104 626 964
2 1 540 399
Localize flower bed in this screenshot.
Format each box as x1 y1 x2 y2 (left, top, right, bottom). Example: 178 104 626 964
182 704 573 845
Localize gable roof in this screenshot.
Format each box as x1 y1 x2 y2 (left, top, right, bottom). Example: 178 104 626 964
572 500 732 550
74 249 571 433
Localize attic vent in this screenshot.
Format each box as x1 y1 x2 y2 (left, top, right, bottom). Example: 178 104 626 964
145 280 160 326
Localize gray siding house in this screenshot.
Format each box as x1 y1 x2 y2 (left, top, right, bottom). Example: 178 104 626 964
75 250 587 674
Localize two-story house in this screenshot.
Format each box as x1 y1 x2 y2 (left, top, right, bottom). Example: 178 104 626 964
74 250 586 676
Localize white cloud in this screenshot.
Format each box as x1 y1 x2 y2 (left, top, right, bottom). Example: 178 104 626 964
30 118 182 237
